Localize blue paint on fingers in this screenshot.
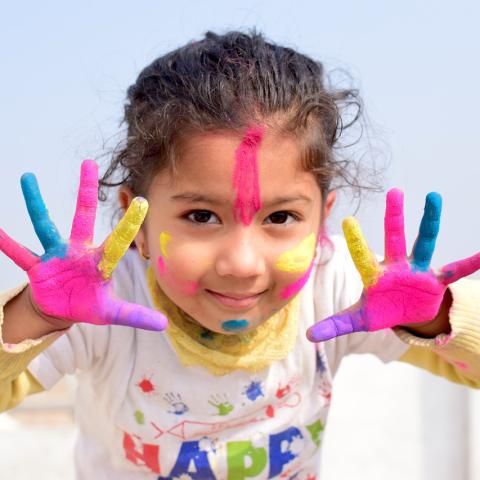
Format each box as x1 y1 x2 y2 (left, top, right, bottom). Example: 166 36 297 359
412 192 442 272
21 173 64 256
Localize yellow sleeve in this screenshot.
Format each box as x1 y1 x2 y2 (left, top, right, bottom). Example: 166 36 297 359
394 278 480 388
0 283 66 412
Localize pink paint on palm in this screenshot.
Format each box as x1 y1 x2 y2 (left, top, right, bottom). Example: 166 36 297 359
307 255 448 342
384 188 407 263
441 252 480 285
156 255 199 296
29 250 166 330
232 126 264 225
280 260 315 300
362 267 445 330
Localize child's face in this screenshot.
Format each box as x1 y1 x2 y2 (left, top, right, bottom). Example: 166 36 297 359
131 128 335 334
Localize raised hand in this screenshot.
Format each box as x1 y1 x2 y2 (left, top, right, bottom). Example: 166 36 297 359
0 160 167 331
307 188 480 342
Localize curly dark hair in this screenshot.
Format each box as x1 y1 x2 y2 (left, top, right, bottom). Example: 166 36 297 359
99 30 371 203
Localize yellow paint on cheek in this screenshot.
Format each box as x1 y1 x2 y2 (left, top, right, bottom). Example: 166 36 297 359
275 233 316 273
159 232 172 258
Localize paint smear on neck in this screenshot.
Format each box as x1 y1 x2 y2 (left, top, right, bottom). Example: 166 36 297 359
275 233 316 272
221 319 249 332
232 126 264 225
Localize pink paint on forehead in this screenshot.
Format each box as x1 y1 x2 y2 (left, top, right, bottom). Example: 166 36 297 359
280 261 315 300
232 126 264 225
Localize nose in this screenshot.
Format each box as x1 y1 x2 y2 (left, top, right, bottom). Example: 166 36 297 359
215 229 266 278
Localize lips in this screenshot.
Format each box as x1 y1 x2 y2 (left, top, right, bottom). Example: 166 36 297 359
206 289 265 309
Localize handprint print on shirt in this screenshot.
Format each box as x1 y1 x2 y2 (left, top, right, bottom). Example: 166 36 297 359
0 159 167 331
307 188 480 342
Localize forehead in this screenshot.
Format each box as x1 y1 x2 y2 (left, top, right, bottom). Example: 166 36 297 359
157 129 320 199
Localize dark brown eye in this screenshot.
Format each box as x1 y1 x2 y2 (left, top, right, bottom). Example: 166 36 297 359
186 210 220 224
265 211 297 225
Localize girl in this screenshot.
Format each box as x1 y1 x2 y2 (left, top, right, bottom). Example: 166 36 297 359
1 31 479 479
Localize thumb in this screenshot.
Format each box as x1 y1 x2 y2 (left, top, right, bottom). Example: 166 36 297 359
307 307 366 342
104 298 168 331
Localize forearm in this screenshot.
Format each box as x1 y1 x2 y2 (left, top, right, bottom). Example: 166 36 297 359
0 284 67 412
394 278 480 387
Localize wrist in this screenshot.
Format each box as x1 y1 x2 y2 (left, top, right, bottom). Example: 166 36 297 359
25 287 72 330
400 288 452 338
3 286 71 344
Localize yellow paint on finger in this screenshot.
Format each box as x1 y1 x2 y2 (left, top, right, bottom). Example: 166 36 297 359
159 232 172 258
342 216 381 288
275 233 316 273
99 197 148 279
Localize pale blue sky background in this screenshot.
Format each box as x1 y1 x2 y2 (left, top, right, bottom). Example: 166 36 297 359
1 0 479 289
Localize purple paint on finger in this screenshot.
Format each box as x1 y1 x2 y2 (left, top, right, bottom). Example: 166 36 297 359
107 298 168 331
307 309 365 342
232 126 264 225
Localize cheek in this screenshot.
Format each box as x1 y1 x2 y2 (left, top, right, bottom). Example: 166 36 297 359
275 233 316 273
278 262 315 300
154 239 208 296
273 233 317 300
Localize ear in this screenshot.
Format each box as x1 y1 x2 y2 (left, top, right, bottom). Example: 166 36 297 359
118 187 149 256
323 190 336 220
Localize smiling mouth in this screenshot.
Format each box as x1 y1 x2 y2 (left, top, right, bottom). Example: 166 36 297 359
206 289 266 309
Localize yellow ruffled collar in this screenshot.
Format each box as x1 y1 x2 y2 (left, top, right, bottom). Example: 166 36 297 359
146 267 300 376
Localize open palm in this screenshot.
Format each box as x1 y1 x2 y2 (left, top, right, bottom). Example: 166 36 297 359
0 160 167 331
308 189 480 342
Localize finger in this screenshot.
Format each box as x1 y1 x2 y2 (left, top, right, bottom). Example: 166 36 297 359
105 298 168 331
307 309 366 342
440 252 480 285
98 197 148 279
70 160 98 243
0 228 40 271
21 173 63 253
411 192 442 272
384 188 407 263
343 216 382 288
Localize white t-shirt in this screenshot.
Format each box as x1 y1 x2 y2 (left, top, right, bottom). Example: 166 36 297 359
28 236 408 479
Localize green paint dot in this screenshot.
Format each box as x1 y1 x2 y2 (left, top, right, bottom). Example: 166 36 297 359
134 410 145 425
306 418 324 448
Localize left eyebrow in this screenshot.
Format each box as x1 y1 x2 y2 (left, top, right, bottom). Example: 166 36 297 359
262 195 312 208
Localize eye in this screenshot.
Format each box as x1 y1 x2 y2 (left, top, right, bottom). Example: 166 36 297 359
264 211 299 225
185 210 220 225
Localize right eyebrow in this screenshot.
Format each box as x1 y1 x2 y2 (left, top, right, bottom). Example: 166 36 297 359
170 192 226 205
